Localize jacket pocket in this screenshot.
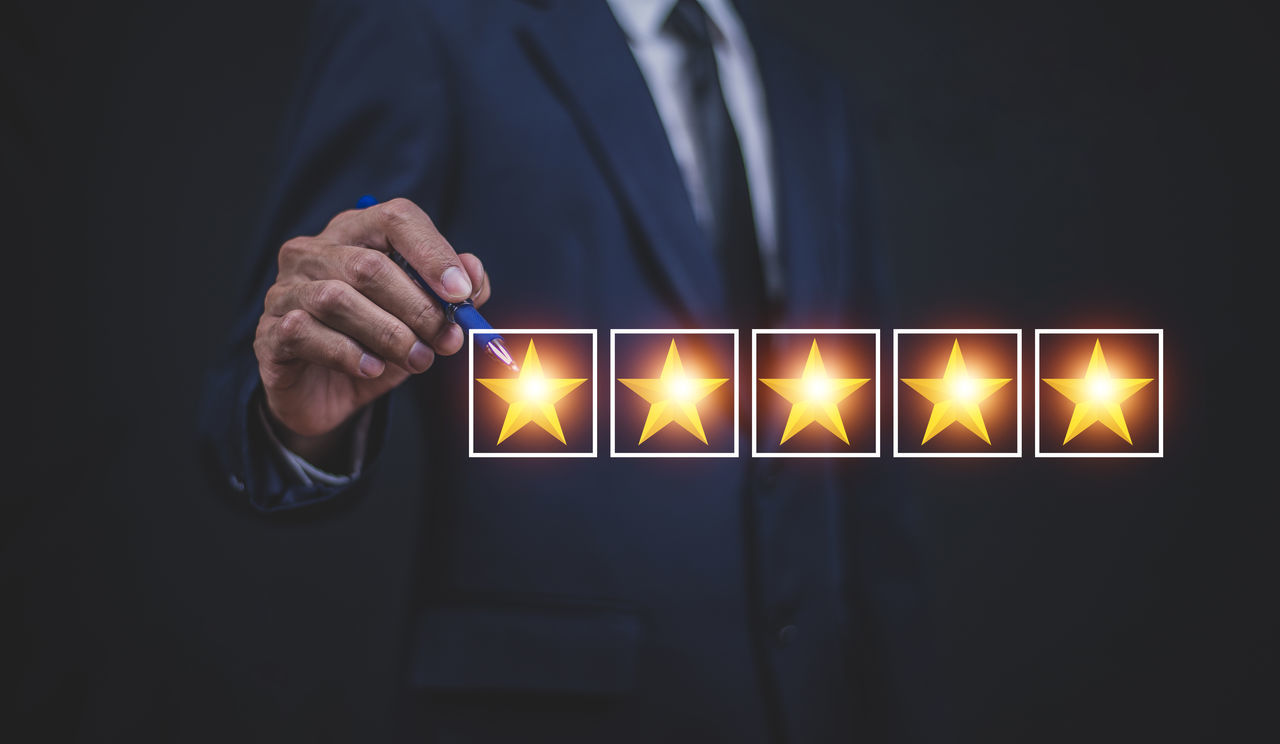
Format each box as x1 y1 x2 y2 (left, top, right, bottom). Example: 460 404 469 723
408 601 642 697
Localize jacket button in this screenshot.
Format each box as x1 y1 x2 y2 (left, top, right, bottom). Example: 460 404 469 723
777 624 798 646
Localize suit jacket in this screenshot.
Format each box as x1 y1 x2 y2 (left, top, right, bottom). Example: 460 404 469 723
200 0 940 741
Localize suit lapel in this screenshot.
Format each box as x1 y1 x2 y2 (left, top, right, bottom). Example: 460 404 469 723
516 0 725 322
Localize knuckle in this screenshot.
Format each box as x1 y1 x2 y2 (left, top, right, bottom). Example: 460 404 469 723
346 251 390 289
381 197 416 224
310 279 349 313
276 309 310 348
326 335 354 367
407 298 441 333
277 236 311 266
382 197 439 233
255 317 291 365
324 208 360 232
263 282 285 313
378 320 408 353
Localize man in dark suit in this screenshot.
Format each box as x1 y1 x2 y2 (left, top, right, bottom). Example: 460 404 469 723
201 0 939 740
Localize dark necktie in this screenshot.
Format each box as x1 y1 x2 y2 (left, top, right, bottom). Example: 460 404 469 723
665 0 770 329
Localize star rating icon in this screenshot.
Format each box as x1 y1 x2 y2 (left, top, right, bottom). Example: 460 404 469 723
1042 338 1153 445
619 339 728 445
1034 329 1161 457
894 330 1021 456
901 339 1011 445
476 338 587 445
464 327 1161 459
760 340 869 445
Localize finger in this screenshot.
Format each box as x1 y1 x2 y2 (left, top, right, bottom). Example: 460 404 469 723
457 252 492 307
432 322 464 357
458 253 486 301
323 197 473 303
259 309 386 383
277 244 452 349
282 280 436 374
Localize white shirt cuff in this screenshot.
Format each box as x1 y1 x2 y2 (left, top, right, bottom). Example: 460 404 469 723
256 401 373 488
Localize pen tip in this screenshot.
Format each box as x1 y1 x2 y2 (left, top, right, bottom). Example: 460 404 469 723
484 337 519 372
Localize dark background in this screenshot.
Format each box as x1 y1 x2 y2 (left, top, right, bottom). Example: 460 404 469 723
5 1 1268 742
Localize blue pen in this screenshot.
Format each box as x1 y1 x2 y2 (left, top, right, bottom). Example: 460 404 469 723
356 195 517 371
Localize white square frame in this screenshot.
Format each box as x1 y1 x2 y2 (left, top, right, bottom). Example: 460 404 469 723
893 328 1023 458
751 329 881 458
610 329 739 458
1034 328 1163 458
468 328 598 458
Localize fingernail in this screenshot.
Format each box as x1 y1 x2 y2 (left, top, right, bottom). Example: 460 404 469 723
359 353 384 377
408 341 434 372
441 266 472 300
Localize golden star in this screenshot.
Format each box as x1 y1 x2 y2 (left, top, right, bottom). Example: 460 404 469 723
476 339 587 445
619 339 728 445
901 338 1011 445
1042 339 1153 445
759 339 869 445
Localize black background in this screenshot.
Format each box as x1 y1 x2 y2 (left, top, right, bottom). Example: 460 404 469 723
5 1 1269 742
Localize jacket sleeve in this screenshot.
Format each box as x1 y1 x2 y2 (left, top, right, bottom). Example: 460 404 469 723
197 0 458 513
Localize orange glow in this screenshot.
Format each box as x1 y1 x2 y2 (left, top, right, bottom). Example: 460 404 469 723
619 339 728 445
901 339 1011 445
760 340 868 445
476 339 587 445
1043 339 1152 445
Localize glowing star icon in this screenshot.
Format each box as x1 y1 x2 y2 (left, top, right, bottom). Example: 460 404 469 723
619 340 728 445
901 339 1011 445
1043 339 1153 445
760 340 869 445
476 339 587 445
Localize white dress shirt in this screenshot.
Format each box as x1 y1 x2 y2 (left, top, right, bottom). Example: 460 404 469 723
272 0 780 485
607 0 781 297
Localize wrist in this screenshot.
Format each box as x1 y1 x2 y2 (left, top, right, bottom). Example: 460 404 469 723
263 405 361 474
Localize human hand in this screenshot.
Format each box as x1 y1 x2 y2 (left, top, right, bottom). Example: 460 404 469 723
254 198 490 461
